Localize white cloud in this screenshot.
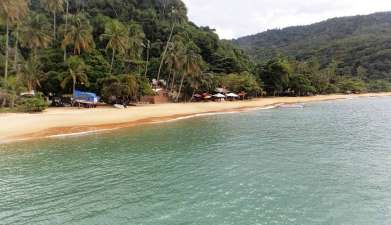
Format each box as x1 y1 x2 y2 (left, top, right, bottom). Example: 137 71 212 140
182 0 391 39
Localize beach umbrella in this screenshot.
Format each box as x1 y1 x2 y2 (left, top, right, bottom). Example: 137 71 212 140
213 93 226 98
226 93 239 98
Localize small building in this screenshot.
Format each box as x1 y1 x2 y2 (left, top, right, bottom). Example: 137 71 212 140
140 89 169 104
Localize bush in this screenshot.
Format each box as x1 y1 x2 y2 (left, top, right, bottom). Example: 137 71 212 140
337 78 367 94
367 80 391 92
222 72 262 96
17 95 48 113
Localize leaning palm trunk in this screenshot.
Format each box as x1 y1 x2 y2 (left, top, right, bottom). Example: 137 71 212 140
10 94 16 108
176 73 185 102
156 23 174 83
4 19 9 80
166 67 172 89
144 42 150 77
53 11 57 43
170 71 176 92
63 0 69 61
72 77 76 96
190 89 196 102
14 24 19 71
110 48 115 74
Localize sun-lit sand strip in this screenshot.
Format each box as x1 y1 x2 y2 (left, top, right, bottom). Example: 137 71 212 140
1 93 390 143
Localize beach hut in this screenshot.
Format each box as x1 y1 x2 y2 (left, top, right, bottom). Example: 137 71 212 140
213 93 226 102
226 93 239 101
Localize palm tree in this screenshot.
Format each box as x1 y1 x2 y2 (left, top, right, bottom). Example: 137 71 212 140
0 0 28 79
126 22 145 72
143 40 150 77
156 4 187 83
61 13 95 55
18 57 46 93
100 19 129 74
40 0 64 43
19 13 53 58
61 56 89 95
176 43 203 102
156 22 175 84
165 40 185 91
0 76 22 108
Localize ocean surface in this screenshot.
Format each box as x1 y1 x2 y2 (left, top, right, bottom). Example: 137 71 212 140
1 97 391 225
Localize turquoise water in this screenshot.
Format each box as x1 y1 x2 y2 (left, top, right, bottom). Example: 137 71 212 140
1 97 391 225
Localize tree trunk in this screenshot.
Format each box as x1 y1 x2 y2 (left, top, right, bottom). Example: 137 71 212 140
10 94 15 108
73 77 76 96
190 89 196 102
64 0 69 61
176 73 185 102
156 23 174 83
53 11 57 43
170 71 176 92
110 48 115 74
167 67 172 89
14 24 19 71
144 41 150 77
4 19 9 80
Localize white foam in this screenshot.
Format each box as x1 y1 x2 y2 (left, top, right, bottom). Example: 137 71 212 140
48 129 114 138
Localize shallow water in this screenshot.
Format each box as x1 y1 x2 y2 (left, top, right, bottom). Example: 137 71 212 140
1 97 391 225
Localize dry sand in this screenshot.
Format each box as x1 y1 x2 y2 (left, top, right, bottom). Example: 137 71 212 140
1 93 390 143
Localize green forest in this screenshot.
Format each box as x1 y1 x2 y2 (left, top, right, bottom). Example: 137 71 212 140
235 12 391 93
1 0 390 112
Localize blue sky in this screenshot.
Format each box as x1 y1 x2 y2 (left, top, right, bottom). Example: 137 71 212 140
183 0 391 39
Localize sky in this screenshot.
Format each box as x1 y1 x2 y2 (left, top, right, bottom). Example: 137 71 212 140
182 0 391 39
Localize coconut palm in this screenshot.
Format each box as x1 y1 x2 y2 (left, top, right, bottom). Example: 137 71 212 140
143 39 151 77
165 40 185 91
18 57 46 93
156 4 187 83
19 13 53 58
0 75 24 108
40 0 64 43
176 43 203 102
61 13 95 55
100 19 129 74
0 0 28 79
126 22 145 69
61 56 89 95
156 23 175 84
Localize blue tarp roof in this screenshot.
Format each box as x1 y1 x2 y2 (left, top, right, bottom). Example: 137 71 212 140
73 90 99 102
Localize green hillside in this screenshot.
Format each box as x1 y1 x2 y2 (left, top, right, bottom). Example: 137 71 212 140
235 12 391 81
1 0 256 111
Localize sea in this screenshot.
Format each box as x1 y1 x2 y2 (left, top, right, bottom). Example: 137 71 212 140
1 96 391 225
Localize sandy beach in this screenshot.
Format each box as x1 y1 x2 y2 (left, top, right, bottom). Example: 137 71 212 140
1 93 390 143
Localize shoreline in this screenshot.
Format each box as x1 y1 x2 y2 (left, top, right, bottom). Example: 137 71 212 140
1 93 390 144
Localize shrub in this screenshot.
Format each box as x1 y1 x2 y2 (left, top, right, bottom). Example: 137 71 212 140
18 95 48 113
367 80 391 92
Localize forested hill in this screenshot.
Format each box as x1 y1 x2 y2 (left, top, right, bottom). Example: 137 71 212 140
235 12 391 80
3 0 252 95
